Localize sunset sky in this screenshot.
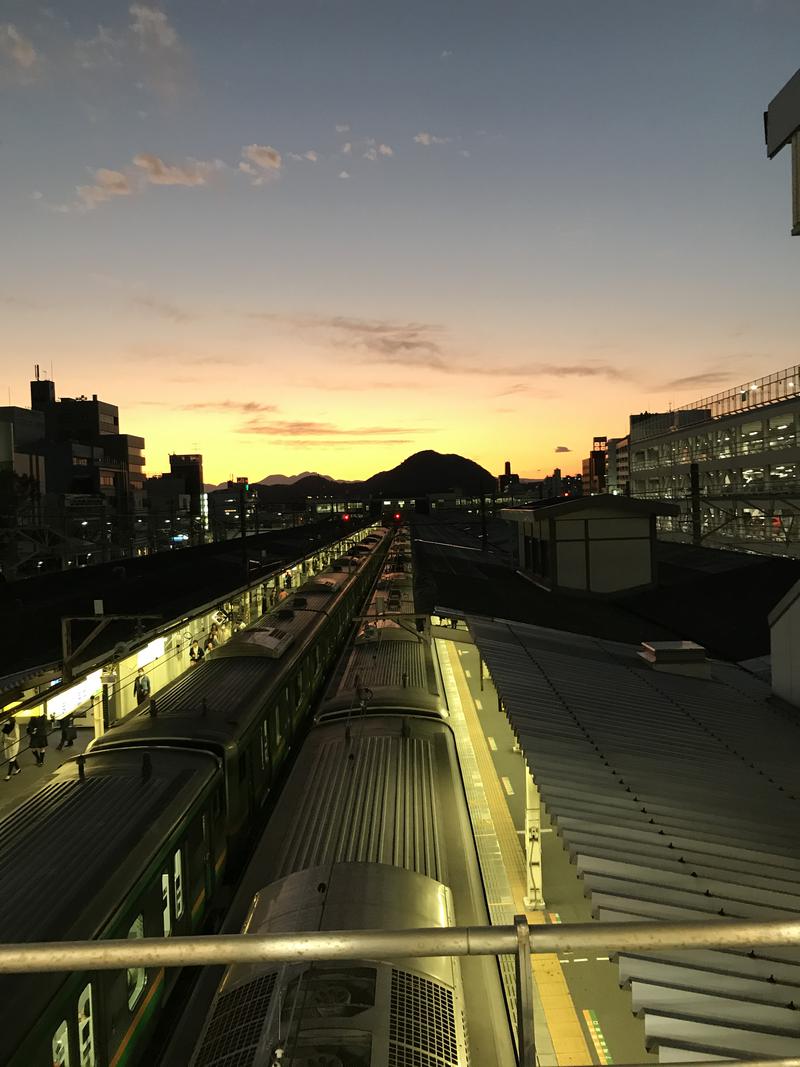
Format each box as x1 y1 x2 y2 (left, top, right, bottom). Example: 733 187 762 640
1 1 799 483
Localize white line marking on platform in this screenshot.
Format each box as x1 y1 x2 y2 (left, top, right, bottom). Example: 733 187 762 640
487 736 497 751
464 669 472 678
474 698 483 710
501 776 514 796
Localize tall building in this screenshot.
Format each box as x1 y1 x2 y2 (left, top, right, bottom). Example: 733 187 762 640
606 436 630 495
628 364 800 555
497 459 520 495
581 436 608 495
0 375 148 576
169 454 204 511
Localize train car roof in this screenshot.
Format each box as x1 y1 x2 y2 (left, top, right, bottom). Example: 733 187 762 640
92 656 283 749
92 543 384 753
318 629 443 719
0 748 217 1048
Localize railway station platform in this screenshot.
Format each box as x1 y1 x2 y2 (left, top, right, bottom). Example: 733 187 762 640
435 629 653 1065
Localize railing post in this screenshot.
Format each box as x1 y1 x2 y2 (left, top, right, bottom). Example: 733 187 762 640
514 914 536 1067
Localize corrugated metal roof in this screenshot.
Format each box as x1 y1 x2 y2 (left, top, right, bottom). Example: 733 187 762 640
0 758 207 944
468 614 800 1062
343 641 428 692
274 733 443 882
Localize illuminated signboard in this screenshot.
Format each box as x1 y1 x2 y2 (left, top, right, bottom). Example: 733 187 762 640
47 670 103 719
137 637 166 669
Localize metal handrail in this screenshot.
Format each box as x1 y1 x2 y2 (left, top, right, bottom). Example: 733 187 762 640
2 916 800 973
6 917 800 1067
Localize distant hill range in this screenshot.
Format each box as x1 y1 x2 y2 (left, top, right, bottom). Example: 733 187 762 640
208 450 495 502
204 471 333 492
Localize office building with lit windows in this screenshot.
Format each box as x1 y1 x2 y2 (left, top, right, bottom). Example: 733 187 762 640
628 365 800 555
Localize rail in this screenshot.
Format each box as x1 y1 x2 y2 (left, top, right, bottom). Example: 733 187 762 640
4 917 800 1067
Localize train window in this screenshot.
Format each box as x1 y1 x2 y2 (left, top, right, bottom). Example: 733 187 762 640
273 705 282 747
127 915 146 1010
174 850 184 920
261 720 269 766
162 873 172 938
77 983 95 1067
52 1020 70 1066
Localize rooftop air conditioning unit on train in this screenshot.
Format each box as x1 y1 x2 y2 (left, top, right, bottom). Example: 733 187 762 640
292 596 308 609
239 626 293 659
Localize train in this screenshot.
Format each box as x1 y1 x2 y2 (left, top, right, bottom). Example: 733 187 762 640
188 527 516 1067
0 526 391 1067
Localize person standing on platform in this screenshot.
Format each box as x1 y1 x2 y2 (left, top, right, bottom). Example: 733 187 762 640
133 668 151 705
56 714 77 750
2 718 21 780
27 714 49 766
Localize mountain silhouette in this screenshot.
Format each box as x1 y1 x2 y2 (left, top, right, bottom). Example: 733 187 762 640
251 450 495 503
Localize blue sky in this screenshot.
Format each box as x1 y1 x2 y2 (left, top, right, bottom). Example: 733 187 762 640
1 1 798 480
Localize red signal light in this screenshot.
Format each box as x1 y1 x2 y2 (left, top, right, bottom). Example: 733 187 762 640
393 512 401 520
342 513 350 521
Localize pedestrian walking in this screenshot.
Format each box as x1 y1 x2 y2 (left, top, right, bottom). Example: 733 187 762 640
2 718 21 780
133 668 152 704
56 714 77 750
26 714 49 767
189 640 204 665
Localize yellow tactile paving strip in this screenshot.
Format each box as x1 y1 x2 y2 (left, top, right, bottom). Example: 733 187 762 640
440 641 593 1066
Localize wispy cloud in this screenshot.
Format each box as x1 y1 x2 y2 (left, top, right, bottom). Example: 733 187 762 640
364 143 394 160
335 123 351 133
133 152 219 186
339 170 350 179
440 49 453 60
240 144 282 185
128 4 190 102
181 400 278 413
341 142 352 155
655 367 738 393
129 4 178 50
530 362 625 380
238 418 419 441
555 445 572 453
0 23 38 71
133 295 194 322
248 311 630 379
77 168 132 209
0 294 42 309
414 131 450 146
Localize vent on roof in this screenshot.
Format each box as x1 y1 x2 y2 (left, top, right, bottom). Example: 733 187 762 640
389 969 460 1066
194 972 276 1067
276 609 294 621
638 641 710 678
292 596 308 609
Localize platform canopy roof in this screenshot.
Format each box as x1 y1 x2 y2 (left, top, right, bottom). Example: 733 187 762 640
467 613 800 1061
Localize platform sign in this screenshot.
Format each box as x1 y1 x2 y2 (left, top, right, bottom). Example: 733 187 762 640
766 67 800 158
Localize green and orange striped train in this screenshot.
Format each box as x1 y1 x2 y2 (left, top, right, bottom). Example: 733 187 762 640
1 528 390 1067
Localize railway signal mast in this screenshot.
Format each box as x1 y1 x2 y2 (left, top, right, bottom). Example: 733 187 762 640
765 67 800 235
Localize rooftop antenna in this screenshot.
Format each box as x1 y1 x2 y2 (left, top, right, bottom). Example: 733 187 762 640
34 364 40 381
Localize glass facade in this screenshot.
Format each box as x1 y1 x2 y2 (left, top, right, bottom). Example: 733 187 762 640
628 396 800 554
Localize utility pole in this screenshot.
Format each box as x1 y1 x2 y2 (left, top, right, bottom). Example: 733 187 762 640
480 484 488 553
239 482 248 580
690 462 701 546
